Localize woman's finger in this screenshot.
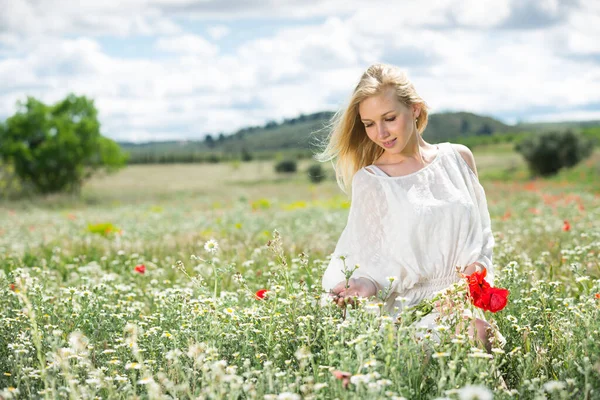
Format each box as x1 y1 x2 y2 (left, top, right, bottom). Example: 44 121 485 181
332 281 348 294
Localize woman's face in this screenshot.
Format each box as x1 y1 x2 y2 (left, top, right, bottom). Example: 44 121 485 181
358 87 419 154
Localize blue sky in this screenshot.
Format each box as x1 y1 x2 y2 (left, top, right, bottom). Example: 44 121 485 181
0 0 599 142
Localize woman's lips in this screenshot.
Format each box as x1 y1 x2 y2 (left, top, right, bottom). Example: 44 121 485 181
382 138 397 148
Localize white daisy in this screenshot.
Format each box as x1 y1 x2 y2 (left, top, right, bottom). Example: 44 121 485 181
543 380 566 392
204 239 219 254
137 376 154 385
457 384 493 400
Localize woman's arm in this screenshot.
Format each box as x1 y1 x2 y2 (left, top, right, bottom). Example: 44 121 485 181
454 144 495 284
322 170 390 298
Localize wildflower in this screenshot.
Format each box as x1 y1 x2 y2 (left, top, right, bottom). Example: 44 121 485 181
543 380 566 392
295 346 312 361
138 376 154 385
277 393 301 400
350 374 371 385
331 370 352 389
465 269 509 313
468 352 493 359
9 283 17 292
134 264 146 274
314 383 328 391
125 362 141 370
562 220 571 232
595 293 600 299
362 359 378 368
1 387 19 399
255 289 269 300
165 349 182 360
223 308 235 316
204 239 219 254
457 384 493 400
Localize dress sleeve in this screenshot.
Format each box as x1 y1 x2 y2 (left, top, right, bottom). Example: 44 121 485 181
470 171 496 286
321 170 392 295
450 144 496 287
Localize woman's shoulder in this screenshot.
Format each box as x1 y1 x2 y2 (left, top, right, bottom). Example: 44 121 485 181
350 167 382 196
447 142 478 178
352 167 372 186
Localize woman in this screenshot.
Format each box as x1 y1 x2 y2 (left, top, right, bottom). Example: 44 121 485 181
315 63 498 350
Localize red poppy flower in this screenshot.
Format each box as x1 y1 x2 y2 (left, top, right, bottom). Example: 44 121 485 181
595 293 600 300
331 370 352 389
134 264 146 274
255 289 269 300
562 220 571 232
9 283 16 291
466 269 509 313
488 287 509 312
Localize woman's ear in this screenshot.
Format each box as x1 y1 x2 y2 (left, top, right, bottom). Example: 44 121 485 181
413 105 421 119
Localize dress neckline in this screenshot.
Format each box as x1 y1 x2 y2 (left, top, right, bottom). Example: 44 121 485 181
365 142 447 179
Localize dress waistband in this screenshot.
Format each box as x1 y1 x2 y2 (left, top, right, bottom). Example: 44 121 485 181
406 276 461 293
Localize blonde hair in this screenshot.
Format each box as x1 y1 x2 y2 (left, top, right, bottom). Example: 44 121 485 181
313 63 430 195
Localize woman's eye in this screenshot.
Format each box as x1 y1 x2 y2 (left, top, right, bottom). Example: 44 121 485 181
385 116 396 122
364 123 373 128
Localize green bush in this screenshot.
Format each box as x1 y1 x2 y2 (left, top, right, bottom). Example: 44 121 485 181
307 164 326 183
241 148 253 162
274 159 297 173
514 130 595 177
206 154 221 163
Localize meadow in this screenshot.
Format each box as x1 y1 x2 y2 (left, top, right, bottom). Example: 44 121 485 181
1 146 599 399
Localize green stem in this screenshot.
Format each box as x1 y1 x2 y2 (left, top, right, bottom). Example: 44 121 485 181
212 262 218 299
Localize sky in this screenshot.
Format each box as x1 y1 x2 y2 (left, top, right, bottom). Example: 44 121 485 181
0 0 599 142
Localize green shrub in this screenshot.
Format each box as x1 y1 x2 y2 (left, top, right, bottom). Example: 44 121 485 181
206 154 221 163
241 148 253 162
307 164 326 183
274 159 297 173
514 130 595 177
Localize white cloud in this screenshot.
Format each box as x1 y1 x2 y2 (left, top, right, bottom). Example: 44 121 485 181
0 0 182 39
155 34 219 57
0 0 598 142
207 25 230 40
448 0 512 28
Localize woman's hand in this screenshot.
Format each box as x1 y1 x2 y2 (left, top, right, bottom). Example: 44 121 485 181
463 262 486 276
329 277 378 308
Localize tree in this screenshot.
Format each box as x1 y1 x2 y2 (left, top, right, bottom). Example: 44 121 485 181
514 130 594 177
0 93 127 194
460 119 471 134
204 134 215 148
477 123 493 136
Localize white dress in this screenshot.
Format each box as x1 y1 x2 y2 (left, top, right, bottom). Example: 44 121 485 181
322 142 496 319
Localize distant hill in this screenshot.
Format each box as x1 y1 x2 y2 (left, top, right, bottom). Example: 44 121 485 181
119 111 600 163
515 120 600 131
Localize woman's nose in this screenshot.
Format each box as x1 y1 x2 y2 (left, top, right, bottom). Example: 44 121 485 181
377 124 389 138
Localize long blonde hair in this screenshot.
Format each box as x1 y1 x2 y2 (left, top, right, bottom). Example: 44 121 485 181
313 63 430 195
